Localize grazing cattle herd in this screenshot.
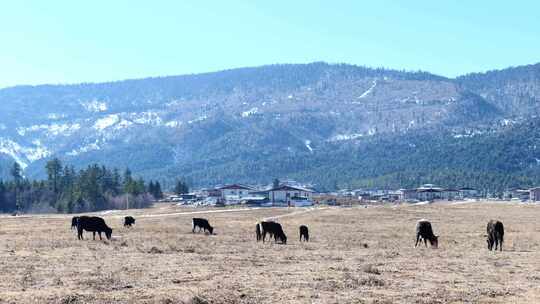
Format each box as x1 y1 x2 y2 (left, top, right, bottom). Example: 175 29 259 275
68 214 506 251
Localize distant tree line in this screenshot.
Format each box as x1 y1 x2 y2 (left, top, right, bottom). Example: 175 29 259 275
0 159 163 214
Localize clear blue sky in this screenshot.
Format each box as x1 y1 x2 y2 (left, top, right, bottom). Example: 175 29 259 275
1 1 539 88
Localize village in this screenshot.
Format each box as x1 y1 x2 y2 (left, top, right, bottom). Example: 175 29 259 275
164 180 540 207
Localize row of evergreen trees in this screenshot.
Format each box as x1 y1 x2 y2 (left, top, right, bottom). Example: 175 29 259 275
0 159 164 214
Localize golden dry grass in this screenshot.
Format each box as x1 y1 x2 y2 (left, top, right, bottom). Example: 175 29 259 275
1 202 540 303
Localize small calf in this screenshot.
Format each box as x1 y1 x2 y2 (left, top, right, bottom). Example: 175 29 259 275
486 220 504 251
415 219 438 248
124 216 136 227
192 218 214 234
299 225 309 242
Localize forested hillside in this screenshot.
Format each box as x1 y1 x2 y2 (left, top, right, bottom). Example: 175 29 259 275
1 62 539 192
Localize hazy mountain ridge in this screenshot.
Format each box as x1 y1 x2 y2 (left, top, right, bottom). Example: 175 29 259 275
0 62 539 190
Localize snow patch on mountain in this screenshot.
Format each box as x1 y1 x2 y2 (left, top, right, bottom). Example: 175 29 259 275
328 133 364 142
67 140 101 156
188 115 208 124
501 118 516 126
82 100 108 112
131 111 163 125
241 107 259 117
17 123 81 137
47 113 66 120
94 114 120 130
0 138 52 169
305 140 313 153
165 120 183 128
358 80 377 99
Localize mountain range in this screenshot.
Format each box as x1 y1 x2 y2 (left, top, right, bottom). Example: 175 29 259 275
1 62 539 191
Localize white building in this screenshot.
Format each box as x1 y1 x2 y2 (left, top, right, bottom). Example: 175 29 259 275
442 189 460 200
397 189 418 201
217 184 254 200
458 187 478 199
416 188 443 201
530 187 540 202
268 185 314 206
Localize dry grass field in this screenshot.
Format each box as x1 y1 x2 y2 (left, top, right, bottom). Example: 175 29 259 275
1 202 540 303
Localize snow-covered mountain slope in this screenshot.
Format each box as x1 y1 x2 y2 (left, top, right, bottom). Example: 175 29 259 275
0 62 538 187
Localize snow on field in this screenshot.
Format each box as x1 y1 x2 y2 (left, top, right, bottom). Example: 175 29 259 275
241 107 259 117
358 80 377 99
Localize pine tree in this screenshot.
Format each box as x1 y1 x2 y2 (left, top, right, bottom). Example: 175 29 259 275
154 181 164 199
174 180 189 195
45 158 62 194
10 162 22 185
273 178 280 188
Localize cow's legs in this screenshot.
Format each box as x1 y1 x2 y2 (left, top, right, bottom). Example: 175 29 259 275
98 232 102 240
415 234 420 247
92 232 96 240
424 238 428 247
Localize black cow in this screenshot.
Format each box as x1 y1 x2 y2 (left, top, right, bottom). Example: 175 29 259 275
486 220 504 251
71 216 80 230
256 223 262 241
124 216 136 227
415 219 438 248
76 216 112 240
192 218 214 234
260 221 287 244
299 225 309 242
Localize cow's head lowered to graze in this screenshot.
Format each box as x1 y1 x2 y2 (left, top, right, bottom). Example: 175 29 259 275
105 226 113 240
415 219 439 249
430 235 439 249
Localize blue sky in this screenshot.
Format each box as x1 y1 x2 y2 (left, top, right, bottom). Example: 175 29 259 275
1 1 538 87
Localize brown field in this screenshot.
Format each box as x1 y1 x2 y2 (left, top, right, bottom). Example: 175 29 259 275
1 202 540 303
